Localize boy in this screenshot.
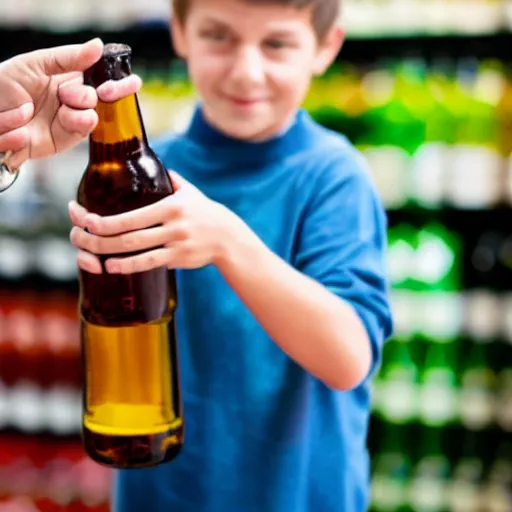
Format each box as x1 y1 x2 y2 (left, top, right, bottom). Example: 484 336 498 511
69 1 394 511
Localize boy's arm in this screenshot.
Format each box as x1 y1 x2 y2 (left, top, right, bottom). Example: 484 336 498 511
216 162 392 391
68 154 392 391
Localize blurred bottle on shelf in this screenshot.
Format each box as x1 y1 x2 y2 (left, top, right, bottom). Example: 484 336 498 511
418 341 458 428
0 0 170 30
495 366 512 432
448 431 485 512
341 0 505 37
0 435 112 510
458 338 497 431
370 423 413 512
480 440 512 512
408 426 451 512
373 336 419 424
41 294 82 436
305 57 510 211
444 60 504 210
0 291 82 436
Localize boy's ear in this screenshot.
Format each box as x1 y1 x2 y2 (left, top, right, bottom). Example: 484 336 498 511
312 25 344 76
171 16 188 59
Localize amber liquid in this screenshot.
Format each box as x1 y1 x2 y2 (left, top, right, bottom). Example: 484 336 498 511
81 316 183 468
78 93 183 469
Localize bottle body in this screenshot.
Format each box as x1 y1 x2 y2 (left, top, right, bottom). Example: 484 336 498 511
78 44 184 469
80 310 183 469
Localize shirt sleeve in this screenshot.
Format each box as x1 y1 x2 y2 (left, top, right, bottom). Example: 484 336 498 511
294 151 393 379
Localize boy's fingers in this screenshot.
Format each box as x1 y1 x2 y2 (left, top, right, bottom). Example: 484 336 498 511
68 201 89 229
33 38 104 76
85 196 180 236
58 82 97 110
0 102 34 134
96 75 142 103
168 170 190 191
77 250 103 274
70 225 173 255
105 248 173 274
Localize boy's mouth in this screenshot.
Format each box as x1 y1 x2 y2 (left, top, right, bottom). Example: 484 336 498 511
224 95 265 107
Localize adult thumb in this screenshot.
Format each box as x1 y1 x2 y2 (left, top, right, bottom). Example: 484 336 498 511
33 38 104 76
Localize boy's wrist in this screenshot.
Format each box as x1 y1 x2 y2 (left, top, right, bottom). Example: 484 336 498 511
213 209 264 274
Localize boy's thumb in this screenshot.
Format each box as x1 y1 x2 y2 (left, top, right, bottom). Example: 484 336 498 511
168 170 192 192
34 38 104 76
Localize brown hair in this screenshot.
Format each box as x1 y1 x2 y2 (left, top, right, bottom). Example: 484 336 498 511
172 0 340 40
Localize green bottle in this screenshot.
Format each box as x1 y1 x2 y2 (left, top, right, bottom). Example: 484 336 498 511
448 431 484 512
408 426 451 512
496 367 512 432
386 224 418 291
481 441 512 512
413 223 462 293
371 423 413 512
375 336 419 424
459 338 496 431
418 340 458 427
448 59 502 209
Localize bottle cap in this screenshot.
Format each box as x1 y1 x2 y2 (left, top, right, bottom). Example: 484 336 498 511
84 43 132 88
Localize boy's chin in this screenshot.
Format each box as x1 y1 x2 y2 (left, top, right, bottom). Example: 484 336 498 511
218 118 279 142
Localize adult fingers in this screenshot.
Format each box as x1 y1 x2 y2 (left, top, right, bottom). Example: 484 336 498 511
0 102 34 134
58 82 97 110
96 74 142 102
53 104 98 151
0 127 29 155
32 38 104 76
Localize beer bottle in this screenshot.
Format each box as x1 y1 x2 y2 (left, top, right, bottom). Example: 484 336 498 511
78 43 184 469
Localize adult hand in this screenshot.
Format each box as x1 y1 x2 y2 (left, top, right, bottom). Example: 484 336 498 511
0 38 142 170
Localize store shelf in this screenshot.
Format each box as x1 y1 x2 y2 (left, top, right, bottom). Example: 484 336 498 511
2 25 512 65
0 3 511 511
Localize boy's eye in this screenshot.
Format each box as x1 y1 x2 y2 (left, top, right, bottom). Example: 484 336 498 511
200 30 228 42
264 40 288 50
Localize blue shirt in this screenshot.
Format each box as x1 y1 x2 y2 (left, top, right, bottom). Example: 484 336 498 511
113 108 393 512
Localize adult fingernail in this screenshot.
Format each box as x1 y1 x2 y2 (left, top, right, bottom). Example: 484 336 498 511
19 102 34 118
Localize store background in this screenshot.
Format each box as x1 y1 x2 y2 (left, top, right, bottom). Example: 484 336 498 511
0 0 511 510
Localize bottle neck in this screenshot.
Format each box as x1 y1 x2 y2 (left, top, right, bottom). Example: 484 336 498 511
89 94 148 163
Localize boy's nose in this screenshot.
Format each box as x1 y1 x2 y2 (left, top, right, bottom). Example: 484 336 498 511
228 46 265 88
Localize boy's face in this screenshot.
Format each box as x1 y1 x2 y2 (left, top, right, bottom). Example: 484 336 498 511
172 0 342 141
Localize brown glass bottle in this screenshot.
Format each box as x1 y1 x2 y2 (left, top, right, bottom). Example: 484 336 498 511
78 43 183 469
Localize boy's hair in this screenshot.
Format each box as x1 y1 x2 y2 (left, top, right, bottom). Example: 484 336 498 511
172 0 340 41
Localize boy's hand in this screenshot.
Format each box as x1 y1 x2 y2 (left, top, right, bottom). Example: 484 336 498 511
0 38 142 170
68 172 244 274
